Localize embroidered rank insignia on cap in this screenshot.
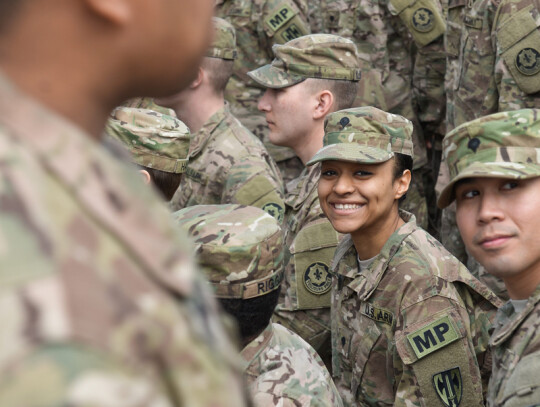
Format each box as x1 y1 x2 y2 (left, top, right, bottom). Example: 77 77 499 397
515 47 540 76
262 202 284 223
361 302 394 326
303 262 332 295
266 3 296 34
407 315 459 360
433 367 463 407
412 7 435 32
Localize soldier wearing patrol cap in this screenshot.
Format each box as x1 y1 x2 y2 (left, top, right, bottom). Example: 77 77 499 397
247 33 369 368
315 0 448 235
106 107 191 201
438 109 540 406
174 204 343 406
215 0 312 185
308 106 502 406
159 18 286 223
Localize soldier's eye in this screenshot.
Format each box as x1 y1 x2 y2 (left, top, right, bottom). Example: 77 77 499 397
321 169 337 177
501 181 519 191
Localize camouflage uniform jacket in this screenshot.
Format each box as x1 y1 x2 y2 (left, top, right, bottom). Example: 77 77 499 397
318 0 448 170
243 323 343 406
215 0 310 163
451 0 540 130
170 105 285 222
487 285 540 406
331 211 502 406
0 73 247 407
273 164 339 362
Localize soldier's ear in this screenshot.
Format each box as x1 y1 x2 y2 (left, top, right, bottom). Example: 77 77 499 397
189 67 205 89
394 169 411 200
313 89 334 120
139 169 152 185
83 0 132 25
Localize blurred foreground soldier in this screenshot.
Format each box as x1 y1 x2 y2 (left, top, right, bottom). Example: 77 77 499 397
439 109 540 406
0 0 248 406
248 33 364 367
106 107 190 201
174 204 343 407
160 18 285 223
215 0 311 184
309 107 501 406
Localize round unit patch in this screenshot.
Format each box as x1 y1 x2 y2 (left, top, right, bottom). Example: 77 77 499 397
412 8 435 32
304 262 332 295
262 202 284 223
516 48 540 76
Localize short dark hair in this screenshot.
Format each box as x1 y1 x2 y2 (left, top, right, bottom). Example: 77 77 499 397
305 78 360 111
393 153 413 203
144 167 182 201
219 287 280 342
201 57 234 95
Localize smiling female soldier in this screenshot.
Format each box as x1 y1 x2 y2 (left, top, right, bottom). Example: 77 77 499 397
307 106 502 407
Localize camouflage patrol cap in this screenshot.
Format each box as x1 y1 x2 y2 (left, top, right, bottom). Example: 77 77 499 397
106 107 190 174
206 17 237 60
307 106 414 166
438 109 540 208
173 204 284 300
247 34 361 89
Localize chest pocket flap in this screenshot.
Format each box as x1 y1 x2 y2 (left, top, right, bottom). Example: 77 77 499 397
389 0 446 47
497 5 540 94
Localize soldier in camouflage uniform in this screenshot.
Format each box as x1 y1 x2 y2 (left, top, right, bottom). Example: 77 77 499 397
106 107 191 201
247 34 365 368
214 0 311 184
307 106 502 406
438 109 540 406
174 204 343 406
162 18 285 222
0 0 249 405
314 0 448 233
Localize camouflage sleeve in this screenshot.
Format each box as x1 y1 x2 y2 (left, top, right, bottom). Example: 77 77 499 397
493 0 540 113
259 0 310 49
394 292 485 406
225 158 286 223
413 36 447 147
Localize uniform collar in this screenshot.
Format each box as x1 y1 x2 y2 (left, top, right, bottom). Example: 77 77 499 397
334 210 416 301
284 163 320 210
491 283 540 346
241 323 275 376
188 104 229 157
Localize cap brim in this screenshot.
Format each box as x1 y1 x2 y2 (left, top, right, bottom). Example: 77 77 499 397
247 64 305 89
437 161 540 208
306 143 394 166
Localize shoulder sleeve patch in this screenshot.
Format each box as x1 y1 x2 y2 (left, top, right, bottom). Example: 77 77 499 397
265 3 296 34
406 315 459 360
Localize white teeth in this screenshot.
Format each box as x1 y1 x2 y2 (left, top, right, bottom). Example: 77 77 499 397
334 203 361 210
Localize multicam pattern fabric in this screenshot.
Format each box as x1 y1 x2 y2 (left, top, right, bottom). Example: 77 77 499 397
169 105 285 223
243 323 343 406
487 285 540 406
449 0 540 132
248 34 362 88
106 107 190 174
0 73 247 407
273 164 339 368
121 97 177 116
173 204 284 300
439 109 540 208
331 211 502 406
215 0 311 165
307 106 414 166
207 17 237 60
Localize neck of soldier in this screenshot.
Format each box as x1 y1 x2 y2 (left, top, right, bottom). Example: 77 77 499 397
164 89 224 134
295 120 325 165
